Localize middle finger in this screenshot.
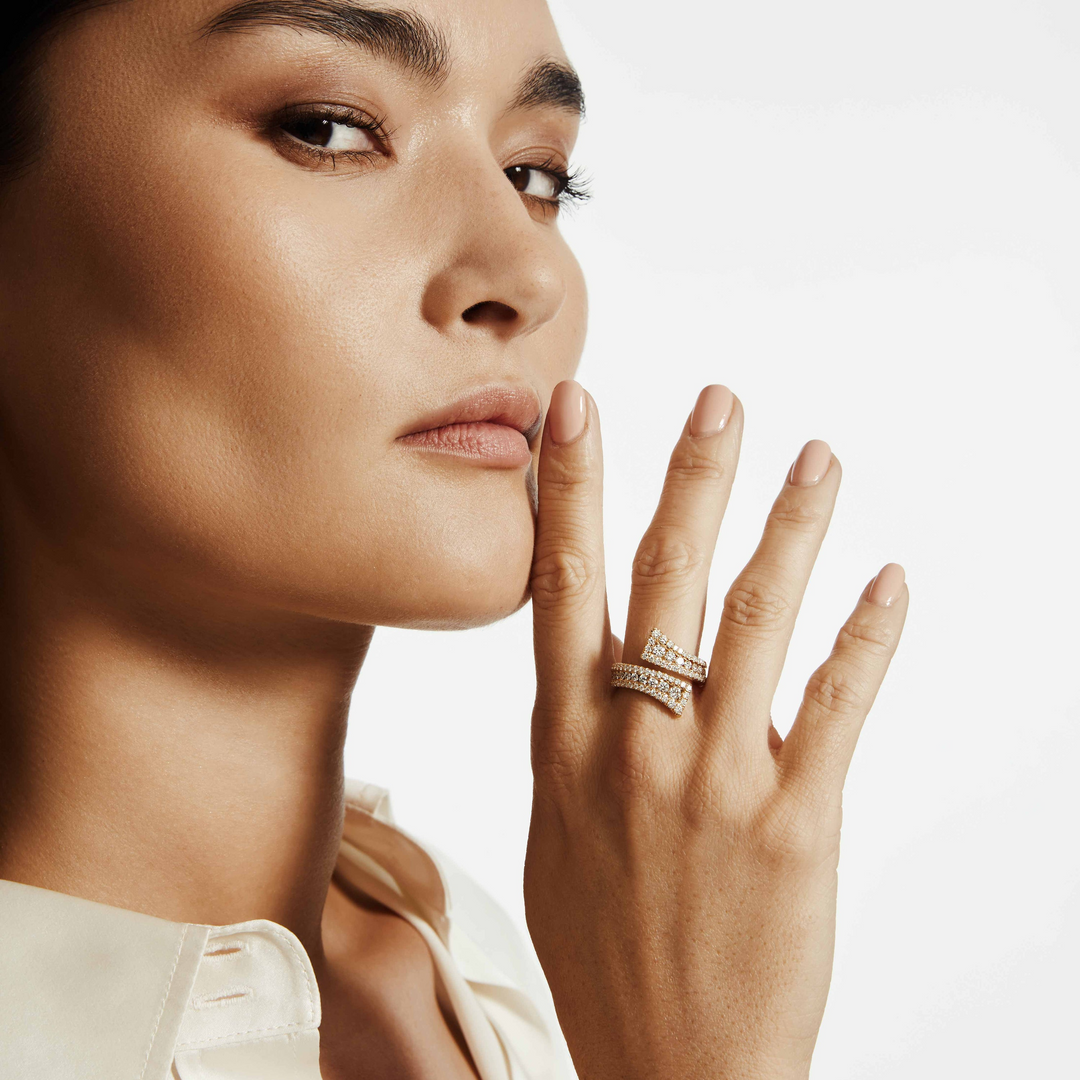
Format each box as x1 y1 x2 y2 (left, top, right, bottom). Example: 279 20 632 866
622 385 742 682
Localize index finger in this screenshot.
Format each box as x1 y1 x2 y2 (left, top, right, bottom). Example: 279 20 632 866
530 381 611 751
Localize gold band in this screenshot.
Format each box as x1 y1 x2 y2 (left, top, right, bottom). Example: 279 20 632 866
610 662 692 716
640 628 707 683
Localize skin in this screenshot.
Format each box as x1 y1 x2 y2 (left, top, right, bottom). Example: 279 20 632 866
526 385 908 1079
0 0 582 1076
0 0 909 1078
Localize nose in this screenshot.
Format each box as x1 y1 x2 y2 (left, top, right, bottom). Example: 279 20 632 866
420 169 568 343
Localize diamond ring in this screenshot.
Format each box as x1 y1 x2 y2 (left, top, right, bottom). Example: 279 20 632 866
640 628 707 683
610 662 693 716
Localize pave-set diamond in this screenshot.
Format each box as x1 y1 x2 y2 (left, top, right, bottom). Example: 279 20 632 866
610 662 693 717
640 628 708 683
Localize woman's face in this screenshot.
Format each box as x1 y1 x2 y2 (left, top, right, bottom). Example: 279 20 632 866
0 0 586 630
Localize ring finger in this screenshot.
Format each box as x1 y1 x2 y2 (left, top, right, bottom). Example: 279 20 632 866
703 438 842 746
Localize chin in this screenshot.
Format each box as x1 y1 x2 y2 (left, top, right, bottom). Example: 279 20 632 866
375 586 533 632
391 589 532 632
350 461 540 631
370 524 536 631
376 547 535 631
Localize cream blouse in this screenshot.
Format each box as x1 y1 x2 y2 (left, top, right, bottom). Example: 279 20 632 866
0 777 576 1080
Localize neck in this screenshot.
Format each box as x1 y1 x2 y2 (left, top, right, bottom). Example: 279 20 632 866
0 517 373 963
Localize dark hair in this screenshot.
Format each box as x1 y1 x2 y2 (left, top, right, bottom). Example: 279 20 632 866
1 1 120 186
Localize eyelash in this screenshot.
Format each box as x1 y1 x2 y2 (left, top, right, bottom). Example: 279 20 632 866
512 156 592 216
272 102 390 168
271 104 591 214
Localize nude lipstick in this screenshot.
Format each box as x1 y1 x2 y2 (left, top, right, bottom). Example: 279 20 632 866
396 384 542 469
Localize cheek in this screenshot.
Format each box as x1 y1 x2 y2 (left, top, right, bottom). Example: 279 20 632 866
0 159 543 626
0 152 358 558
545 247 588 386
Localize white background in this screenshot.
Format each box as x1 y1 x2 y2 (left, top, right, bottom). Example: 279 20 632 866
347 1 1079 1076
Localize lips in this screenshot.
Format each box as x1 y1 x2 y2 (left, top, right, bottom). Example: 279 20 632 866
396 384 543 468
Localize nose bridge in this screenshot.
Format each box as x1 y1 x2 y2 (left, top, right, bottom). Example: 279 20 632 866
418 145 567 340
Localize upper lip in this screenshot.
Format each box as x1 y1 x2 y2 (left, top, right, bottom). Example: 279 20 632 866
398 384 544 445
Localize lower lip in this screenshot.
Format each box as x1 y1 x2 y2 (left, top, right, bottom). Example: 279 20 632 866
397 422 533 468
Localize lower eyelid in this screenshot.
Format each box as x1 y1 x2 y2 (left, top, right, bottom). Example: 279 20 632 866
272 134 383 171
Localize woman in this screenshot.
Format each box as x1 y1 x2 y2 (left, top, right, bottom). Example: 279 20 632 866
0 0 908 1077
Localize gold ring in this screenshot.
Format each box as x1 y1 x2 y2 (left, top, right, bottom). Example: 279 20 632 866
610 662 692 716
640 628 707 683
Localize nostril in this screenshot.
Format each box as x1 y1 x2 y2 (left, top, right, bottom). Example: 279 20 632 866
461 300 517 325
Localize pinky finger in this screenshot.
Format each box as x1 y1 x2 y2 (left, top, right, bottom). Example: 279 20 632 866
780 563 909 797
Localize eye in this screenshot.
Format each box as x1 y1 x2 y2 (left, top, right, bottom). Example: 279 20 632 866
280 114 378 154
270 103 392 168
504 161 591 214
505 164 562 201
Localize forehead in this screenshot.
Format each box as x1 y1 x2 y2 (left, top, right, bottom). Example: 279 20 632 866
407 0 565 61
66 0 578 120
171 0 569 79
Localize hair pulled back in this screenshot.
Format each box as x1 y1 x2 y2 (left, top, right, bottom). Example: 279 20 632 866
2 1 120 186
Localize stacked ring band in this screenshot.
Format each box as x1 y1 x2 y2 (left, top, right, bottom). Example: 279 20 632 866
640 628 708 683
610 662 693 717
610 627 708 716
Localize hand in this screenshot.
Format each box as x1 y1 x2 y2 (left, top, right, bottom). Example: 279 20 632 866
524 381 908 1080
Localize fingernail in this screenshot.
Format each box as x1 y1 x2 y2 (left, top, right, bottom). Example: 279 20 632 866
547 380 586 446
689 384 734 438
788 439 832 486
867 562 905 607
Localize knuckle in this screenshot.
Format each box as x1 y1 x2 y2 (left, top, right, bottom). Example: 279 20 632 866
631 529 705 587
540 451 592 498
723 576 790 632
666 444 727 485
530 548 595 610
769 488 826 530
836 616 895 656
802 665 864 717
542 465 590 499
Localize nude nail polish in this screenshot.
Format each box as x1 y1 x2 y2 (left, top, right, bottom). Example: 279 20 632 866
788 439 832 486
547 380 586 445
689 384 734 438
867 562 905 607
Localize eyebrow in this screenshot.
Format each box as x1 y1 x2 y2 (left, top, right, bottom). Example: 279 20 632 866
508 58 585 119
197 0 451 86
197 0 585 117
